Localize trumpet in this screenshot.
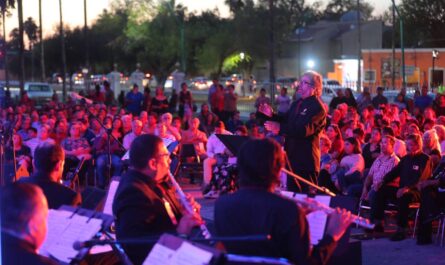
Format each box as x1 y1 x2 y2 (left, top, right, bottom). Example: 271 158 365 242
167 171 212 239
279 190 375 230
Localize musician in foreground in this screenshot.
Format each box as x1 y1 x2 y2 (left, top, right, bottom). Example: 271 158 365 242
214 138 354 265
112 134 202 265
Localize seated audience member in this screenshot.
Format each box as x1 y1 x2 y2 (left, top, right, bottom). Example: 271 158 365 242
335 137 365 196
1 183 57 265
382 126 406 158
181 117 208 158
123 120 143 150
61 123 92 184
113 135 201 265
379 134 432 241
226 111 244 133
362 128 382 169
160 112 181 141
25 124 55 157
5 133 32 181
361 135 400 232
202 121 232 195
93 126 125 189
422 129 442 156
416 157 445 245
19 143 81 209
215 138 354 265
198 103 219 135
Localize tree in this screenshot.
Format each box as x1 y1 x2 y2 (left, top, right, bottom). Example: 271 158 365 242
1 0 16 88
321 0 374 21
399 0 445 47
24 17 38 80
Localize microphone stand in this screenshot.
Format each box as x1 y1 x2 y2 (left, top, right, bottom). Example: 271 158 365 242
81 100 125 187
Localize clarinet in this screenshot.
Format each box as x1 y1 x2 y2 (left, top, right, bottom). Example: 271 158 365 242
167 171 212 239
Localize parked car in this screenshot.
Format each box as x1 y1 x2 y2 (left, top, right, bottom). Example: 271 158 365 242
191 76 211 90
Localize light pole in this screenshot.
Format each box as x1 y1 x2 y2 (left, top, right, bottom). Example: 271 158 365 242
391 0 405 90
432 49 439 90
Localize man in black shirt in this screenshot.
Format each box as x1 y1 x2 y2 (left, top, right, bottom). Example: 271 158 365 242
378 134 432 241
215 138 353 265
263 71 327 192
19 143 81 209
1 183 57 265
113 134 201 264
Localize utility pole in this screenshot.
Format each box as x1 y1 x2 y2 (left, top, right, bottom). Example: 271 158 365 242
39 0 45 81
269 0 276 103
357 0 362 92
391 2 395 89
59 0 67 101
2 11 9 90
84 0 90 91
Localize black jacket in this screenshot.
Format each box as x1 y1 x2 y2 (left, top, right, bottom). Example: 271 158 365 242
215 188 337 265
277 95 326 173
18 173 81 209
112 169 183 265
383 152 432 189
1 232 57 265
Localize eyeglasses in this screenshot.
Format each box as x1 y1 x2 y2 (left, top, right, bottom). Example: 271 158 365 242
300 80 314 87
156 153 170 158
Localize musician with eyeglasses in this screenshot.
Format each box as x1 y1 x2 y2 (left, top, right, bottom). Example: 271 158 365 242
112 134 202 265
214 138 354 265
261 71 327 192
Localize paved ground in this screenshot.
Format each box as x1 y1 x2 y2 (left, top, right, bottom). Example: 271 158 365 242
180 181 445 265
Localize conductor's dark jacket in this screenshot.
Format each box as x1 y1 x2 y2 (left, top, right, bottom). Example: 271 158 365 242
215 188 337 265
112 169 183 265
18 173 81 209
277 95 326 173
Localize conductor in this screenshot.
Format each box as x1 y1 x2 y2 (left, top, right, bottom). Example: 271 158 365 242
261 71 327 192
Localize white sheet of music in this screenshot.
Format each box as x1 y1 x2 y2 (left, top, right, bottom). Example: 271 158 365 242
143 244 176 265
39 209 103 263
306 195 331 246
143 241 213 265
103 179 120 215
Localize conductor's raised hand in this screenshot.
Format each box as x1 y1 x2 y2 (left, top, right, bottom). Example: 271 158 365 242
258 103 273 117
264 121 280 135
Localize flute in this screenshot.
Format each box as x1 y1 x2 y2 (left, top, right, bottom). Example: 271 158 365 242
280 190 375 230
167 171 212 239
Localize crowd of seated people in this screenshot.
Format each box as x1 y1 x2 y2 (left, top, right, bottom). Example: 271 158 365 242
3 82 445 247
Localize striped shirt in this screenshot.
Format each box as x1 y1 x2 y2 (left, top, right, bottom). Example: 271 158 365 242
369 153 400 188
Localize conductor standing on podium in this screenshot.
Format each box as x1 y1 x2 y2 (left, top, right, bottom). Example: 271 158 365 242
262 71 327 192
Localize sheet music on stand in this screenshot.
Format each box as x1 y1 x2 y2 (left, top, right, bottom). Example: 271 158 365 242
39 208 104 264
280 192 331 246
143 234 223 265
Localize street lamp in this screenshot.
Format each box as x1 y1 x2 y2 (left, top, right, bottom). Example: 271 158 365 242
432 49 439 90
307 59 315 69
240 52 245 60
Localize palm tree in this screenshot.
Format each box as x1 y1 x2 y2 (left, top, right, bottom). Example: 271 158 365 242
0 0 16 89
17 0 24 92
39 0 45 81
24 17 37 81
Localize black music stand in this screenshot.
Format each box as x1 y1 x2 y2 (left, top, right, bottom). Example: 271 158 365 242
215 135 250 157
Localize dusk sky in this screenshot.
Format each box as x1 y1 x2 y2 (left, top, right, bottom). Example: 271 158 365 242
5 0 396 40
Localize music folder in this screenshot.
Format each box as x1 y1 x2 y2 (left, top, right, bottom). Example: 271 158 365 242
39 206 114 264
143 233 224 265
215 135 250 157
